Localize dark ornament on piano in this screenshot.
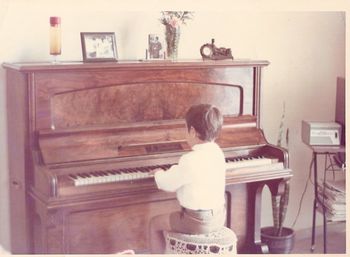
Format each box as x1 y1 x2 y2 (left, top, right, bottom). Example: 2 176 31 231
200 39 234 60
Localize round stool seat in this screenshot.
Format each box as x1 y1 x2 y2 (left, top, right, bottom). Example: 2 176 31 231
163 226 237 254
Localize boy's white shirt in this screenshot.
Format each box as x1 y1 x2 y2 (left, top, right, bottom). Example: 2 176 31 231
154 141 226 210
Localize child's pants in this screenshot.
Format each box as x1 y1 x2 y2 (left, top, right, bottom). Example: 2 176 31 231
169 206 226 234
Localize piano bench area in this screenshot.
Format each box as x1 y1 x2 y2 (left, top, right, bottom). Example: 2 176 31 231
163 227 237 254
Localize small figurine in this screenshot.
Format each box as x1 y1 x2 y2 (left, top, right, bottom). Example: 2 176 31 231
200 39 233 60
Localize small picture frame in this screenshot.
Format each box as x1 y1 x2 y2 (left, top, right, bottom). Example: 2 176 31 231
147 34 165 59
80 32 118 62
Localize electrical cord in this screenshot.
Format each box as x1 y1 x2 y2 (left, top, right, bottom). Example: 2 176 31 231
291 152 342 228
291 156 314 228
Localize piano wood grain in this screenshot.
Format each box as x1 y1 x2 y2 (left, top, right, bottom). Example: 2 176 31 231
4 60 292 254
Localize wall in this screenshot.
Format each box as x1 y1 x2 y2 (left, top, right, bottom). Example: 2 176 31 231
0 0 346 251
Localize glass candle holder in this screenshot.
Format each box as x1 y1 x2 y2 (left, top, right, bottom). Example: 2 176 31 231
49 16 61 63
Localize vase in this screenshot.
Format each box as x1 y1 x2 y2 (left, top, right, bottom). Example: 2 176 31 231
165 24 180 60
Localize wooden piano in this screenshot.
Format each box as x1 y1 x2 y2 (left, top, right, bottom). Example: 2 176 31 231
4 60 292 254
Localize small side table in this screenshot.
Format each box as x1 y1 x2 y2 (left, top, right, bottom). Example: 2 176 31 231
308 145 346 253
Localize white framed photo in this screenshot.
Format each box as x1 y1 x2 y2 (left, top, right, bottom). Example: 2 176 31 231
81 32 118 62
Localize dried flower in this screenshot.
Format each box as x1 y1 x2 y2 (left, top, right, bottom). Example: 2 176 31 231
160 11 194 28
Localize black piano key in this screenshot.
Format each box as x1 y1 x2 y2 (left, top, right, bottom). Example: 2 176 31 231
91 171 101 176
69 174 77 180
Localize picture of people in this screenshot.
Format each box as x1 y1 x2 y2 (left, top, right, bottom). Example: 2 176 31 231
81 32 118 62
148 34 164 59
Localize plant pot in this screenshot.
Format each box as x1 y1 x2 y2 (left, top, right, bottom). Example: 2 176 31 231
261 226 295 254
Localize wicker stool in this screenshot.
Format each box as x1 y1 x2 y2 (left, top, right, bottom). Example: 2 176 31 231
163 227 237 254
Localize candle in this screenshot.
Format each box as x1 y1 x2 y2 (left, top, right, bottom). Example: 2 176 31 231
49 17 61 56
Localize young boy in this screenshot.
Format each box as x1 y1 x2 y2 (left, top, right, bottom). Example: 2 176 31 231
149 104 226 253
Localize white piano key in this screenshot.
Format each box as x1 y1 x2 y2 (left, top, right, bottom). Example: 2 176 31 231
225 157 276 170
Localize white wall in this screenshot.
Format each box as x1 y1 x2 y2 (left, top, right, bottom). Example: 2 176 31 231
0 0 346 251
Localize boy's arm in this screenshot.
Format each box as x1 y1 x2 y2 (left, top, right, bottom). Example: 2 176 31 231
152 162 192 192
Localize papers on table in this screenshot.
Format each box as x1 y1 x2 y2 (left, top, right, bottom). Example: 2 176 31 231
317 179 346 222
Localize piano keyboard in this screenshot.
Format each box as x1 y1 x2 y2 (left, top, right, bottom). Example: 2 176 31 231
226 156 278 169
68 156 281 187
69 164 172 186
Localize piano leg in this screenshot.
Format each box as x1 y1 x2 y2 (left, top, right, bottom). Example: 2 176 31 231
225 182 269 254
252 182 269 254
225 178 291 254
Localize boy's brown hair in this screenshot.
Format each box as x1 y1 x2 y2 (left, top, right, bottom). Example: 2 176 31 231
185 104 223 141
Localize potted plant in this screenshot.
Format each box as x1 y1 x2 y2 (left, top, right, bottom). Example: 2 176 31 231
261 102 295 254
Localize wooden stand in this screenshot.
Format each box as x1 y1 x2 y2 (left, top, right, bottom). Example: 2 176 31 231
309 145 346 253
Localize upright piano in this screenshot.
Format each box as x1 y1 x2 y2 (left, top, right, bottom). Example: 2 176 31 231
4 60 292 254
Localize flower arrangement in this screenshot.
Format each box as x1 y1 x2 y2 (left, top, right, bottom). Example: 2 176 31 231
160 11 194 59
160 11 194 29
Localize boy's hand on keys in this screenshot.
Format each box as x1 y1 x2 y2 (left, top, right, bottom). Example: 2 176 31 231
149 168 165 176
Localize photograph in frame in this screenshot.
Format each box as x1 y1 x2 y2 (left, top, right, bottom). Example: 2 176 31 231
147 34 165 59
81 32 118 62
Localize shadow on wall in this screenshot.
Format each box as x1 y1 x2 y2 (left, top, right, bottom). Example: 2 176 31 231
0 244 11 255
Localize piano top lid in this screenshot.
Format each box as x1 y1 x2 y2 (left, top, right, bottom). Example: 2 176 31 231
5 58 269 131
2 59 270 72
